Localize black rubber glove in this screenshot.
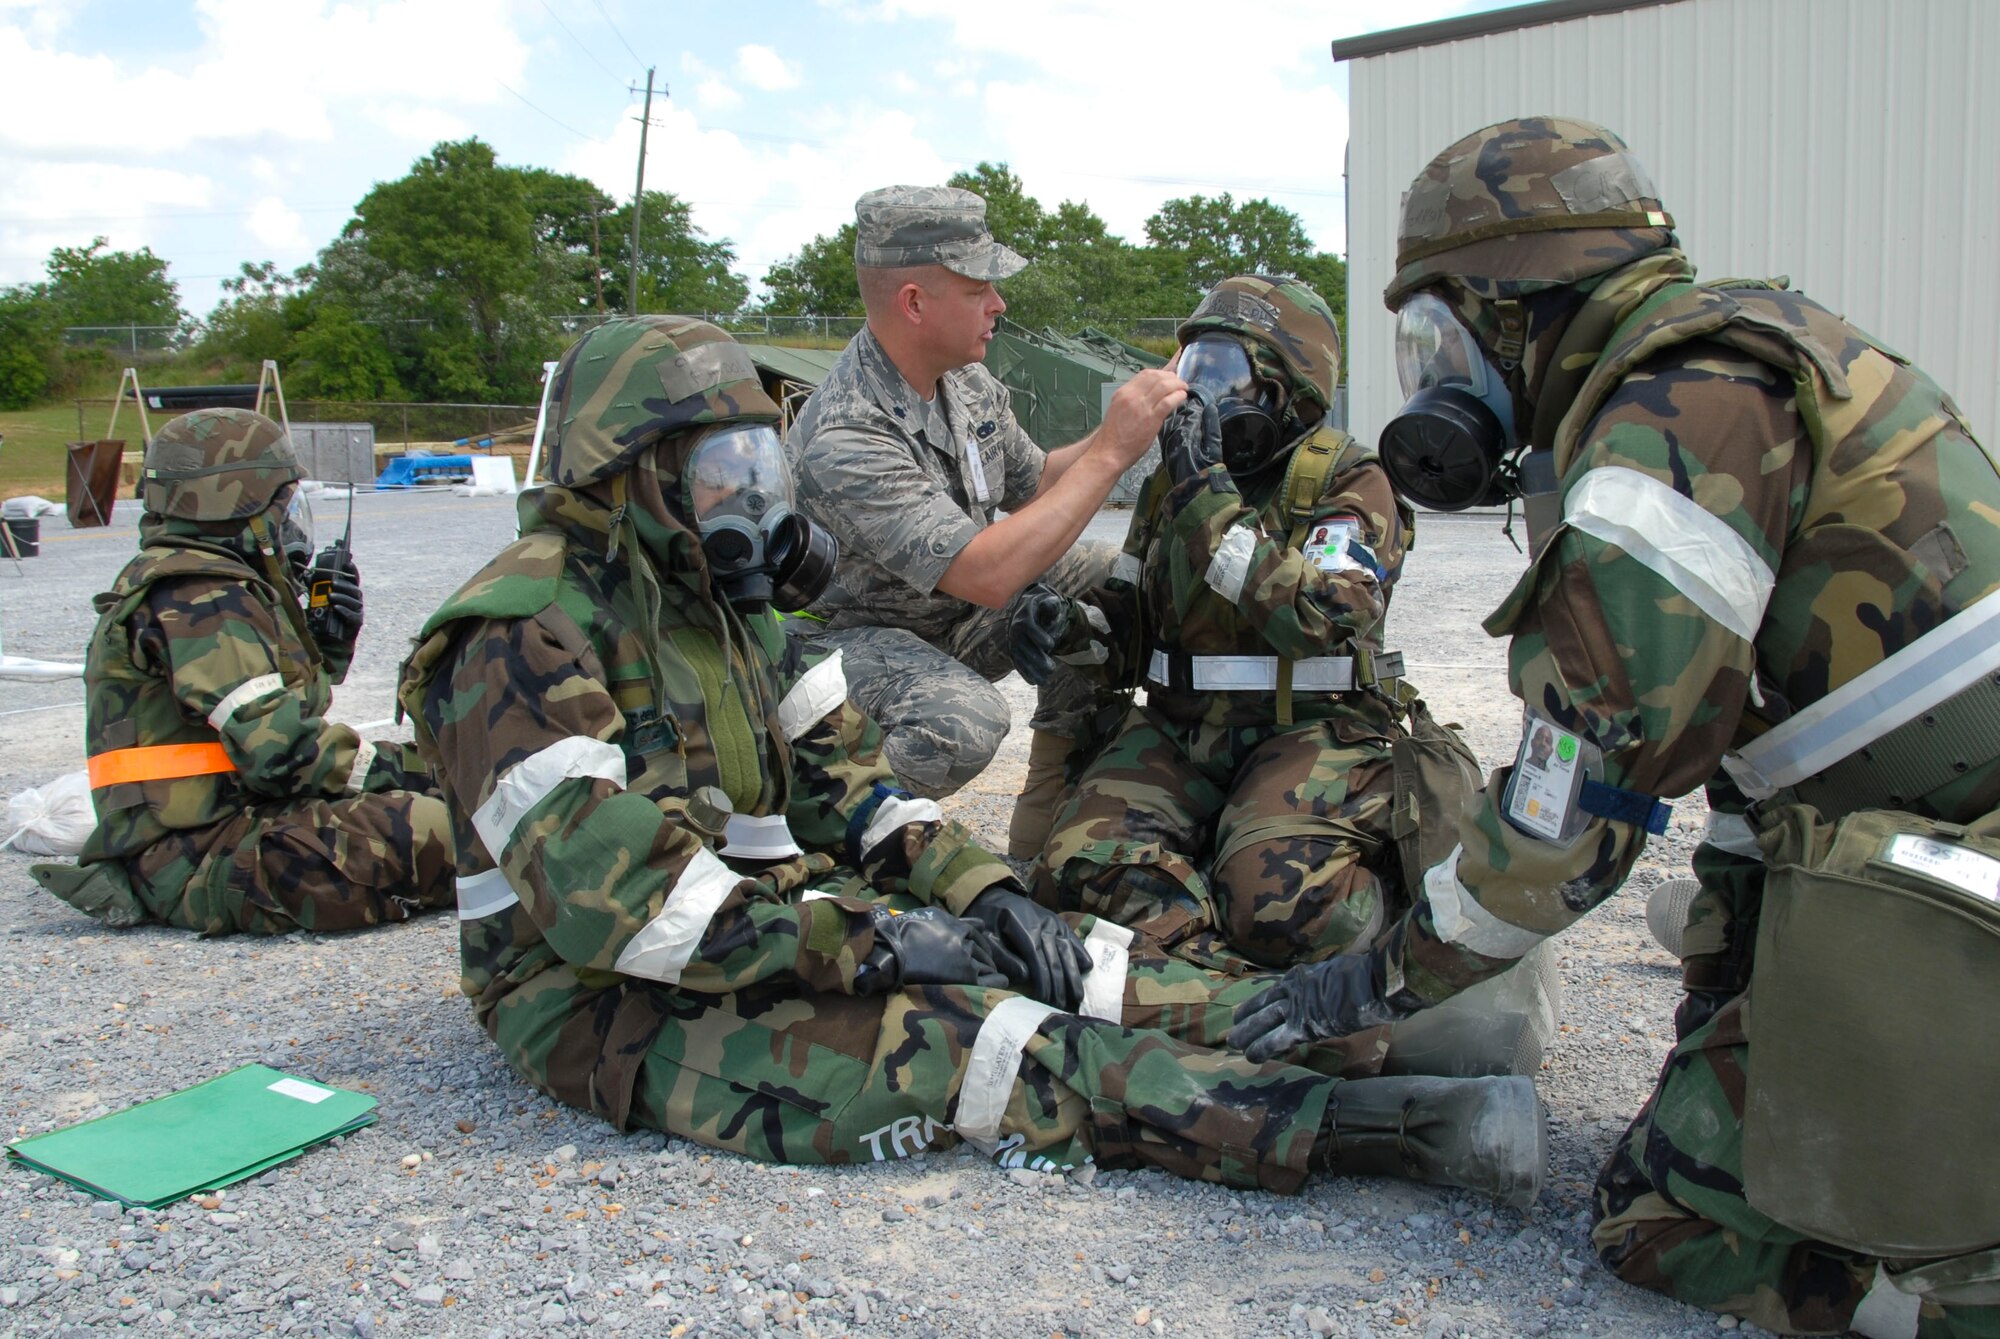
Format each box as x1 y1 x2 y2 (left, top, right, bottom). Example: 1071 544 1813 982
1229 949 1417 1063
1007 583 1069 687
963 886 1092 1011
854 906 1010 996
1160 384 1225 489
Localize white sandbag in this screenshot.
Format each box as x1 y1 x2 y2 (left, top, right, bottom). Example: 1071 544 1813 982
3 770 96 856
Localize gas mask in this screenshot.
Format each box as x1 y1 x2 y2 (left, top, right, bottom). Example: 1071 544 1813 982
684 423 837 613
1378 291 1535 513
276 485 314 583
1176 335 1287 478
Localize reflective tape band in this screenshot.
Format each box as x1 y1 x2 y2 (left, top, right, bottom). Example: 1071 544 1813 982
1564 467 1774 642
1146 651 1360 693
1724 590 2000 798
1703 810 1764 860
454 867 520 921
1202 525 1258 603
343 739 378 795
1422 844 1546 960
614 847 740 984
778 650 847 742
86 741 236 788
1078 918 1134 1024
1111 552 1142 585
721 812 803 861
953 995 1057 1143
205 673 285 730
859 795 943 857
472 736 627 863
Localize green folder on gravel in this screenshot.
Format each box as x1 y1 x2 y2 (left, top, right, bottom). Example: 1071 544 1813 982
4 1064 377 1207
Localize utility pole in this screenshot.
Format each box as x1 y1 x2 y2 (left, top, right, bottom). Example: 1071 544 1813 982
590 210 608 314
628 66 657 314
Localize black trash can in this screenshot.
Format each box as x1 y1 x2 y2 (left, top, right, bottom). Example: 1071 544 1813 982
2 515 40 558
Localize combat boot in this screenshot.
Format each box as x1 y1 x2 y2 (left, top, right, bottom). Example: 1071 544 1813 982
1313 1074 1546 1208
1006 730 1074 861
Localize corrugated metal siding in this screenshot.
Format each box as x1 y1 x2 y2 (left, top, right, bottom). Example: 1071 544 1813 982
1343 0 2000 453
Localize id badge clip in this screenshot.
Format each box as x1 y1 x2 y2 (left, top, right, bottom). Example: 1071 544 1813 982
1501 708 1604 848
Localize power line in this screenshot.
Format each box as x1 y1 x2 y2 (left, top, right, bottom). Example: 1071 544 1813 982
535 0 623 80
497 80 600 141
585 0 642 64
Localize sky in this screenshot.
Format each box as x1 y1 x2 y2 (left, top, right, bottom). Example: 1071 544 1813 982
0 0 1514 323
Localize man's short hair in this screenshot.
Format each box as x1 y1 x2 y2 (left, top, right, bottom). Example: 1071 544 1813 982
858 263 935 316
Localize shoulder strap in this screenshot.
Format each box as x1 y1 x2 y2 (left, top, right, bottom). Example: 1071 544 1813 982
1271 429 1349 725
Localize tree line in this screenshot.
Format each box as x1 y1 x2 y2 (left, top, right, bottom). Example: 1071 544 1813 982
0 139 1346 411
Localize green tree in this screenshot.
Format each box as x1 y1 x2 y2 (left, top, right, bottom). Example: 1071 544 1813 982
518 168 619 314
759 224 862 316
199 260 311 373
0 288 59 410
319 138 558 401
605 190 750 316
41 236 183 331
289 303 404 401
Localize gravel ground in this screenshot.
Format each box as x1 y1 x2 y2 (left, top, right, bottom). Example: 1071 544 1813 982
0 494 1762 1338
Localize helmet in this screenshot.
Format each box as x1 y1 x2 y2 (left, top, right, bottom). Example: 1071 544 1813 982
1383 116 1674 311
543 316 781 489
1177 274 1341 417
141 408 301 523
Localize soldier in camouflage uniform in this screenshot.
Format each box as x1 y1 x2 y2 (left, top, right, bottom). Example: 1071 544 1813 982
787 185 1188 859
1030 275 1422 972
398 315 1548 1203
31 408 455 935
1231 118 2000 1336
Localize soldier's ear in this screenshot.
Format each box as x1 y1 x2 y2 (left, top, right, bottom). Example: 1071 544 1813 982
896 281 926 325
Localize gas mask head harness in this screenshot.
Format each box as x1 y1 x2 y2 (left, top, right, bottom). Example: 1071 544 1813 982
683 422 837 614
1176 334 1288 479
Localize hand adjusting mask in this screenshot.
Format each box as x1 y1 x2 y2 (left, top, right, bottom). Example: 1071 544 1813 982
685 423 837 613
1176 335 1286 479
1378 291 1525 512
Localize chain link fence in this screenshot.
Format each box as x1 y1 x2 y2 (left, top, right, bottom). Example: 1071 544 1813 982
62 325 186 353
71 398 538 450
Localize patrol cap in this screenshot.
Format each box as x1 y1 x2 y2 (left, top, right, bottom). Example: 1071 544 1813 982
853 185 1029 281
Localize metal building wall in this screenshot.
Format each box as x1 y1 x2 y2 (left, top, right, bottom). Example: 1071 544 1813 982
1342 0 2000 455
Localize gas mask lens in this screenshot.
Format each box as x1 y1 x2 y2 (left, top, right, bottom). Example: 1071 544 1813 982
687 422 792 532
279 485 314 576
1394 292 1491 400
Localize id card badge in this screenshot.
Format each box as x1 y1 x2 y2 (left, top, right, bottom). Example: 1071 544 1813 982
1501 708 1603 847
963 434 992 504
1302 516 1361 573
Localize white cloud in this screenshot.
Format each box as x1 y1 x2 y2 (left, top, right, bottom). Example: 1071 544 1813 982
696 78 743 112
245 197 309 251
362 103 476 145
735 44 801 91
0 163 213 287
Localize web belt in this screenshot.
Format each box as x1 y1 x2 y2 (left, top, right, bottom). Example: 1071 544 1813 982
1145 649 1403 694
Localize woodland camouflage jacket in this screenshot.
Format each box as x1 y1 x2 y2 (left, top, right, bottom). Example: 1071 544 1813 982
79 524 372 868
1396 276 2000 1003
398 484 1018 1126
1087 424 1413 731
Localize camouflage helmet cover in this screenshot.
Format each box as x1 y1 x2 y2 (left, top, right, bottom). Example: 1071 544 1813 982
141 407 302 522
1384 116 1675 310
545 316 781 488
1176 275 1342 416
